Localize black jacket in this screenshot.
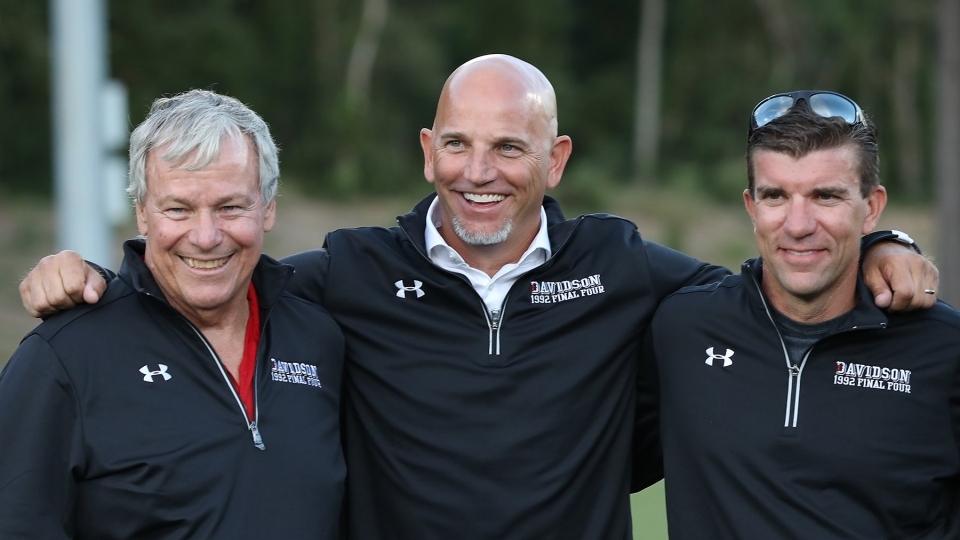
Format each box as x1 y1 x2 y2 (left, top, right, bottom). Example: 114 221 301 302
0 240 346 539
283 194 729 540
641 257 960 539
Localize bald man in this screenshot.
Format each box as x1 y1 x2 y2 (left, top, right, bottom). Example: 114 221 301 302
19 55 938 539
294 54 712 539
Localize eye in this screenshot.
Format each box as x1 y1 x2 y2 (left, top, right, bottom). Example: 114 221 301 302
446 140 462 149
501 144 516 152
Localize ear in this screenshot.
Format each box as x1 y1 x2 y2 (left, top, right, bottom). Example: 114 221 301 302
861 185 887 234
420 128 436 184
743 188 757 229
136 202 148 236
263 199 277 233
545 135 573 190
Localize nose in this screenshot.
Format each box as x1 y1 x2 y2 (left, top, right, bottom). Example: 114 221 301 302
462 149 497 184
782 197 817 238
190 210 223 250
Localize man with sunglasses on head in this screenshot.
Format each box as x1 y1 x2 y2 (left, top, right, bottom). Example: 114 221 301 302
16 59 940 539
636 91 960 539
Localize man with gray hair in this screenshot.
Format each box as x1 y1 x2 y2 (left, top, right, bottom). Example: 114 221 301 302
16 59 940 539
0 89 345 538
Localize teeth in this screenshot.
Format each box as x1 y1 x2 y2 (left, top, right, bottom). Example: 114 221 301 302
786 250 817 256
183 257 228 269
464 193 505 203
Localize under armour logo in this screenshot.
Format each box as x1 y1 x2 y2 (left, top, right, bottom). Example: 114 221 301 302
395 280 425 299
140 364 172 382
705 347 734 367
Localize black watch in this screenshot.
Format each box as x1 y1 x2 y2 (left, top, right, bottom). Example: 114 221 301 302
861 230 922 255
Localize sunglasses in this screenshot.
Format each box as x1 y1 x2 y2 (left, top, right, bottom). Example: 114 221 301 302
749 90 865 134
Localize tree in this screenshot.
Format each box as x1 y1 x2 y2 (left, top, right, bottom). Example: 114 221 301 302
935 0 960 304
633 0 665 184
333 0 389 192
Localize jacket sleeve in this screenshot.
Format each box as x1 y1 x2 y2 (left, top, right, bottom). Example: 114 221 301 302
279 247 332 307
632 325 664 492
0 335 83 539
641 239 731 302
952 348 960 459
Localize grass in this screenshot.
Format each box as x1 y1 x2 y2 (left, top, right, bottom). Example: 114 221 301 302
632 481 669 539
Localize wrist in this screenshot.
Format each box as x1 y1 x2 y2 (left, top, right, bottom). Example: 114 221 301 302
861 230 922 255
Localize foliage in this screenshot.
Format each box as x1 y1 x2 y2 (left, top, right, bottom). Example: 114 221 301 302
0 0 940 202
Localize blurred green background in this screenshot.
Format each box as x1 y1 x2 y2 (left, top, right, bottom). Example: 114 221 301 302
2 0 946 202
0 1 949 537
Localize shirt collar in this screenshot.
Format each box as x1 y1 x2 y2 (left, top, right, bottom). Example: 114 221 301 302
424 196 552 266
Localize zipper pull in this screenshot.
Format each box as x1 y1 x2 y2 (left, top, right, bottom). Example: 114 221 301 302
490 309 501 330
789 364 800 377
250 422 266 450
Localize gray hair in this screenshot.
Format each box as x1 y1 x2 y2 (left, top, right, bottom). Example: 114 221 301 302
127 89 279 205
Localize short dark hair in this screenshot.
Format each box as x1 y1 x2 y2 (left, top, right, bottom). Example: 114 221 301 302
745 102 879 198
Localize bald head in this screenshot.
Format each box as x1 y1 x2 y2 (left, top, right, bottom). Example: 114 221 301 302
418 54 573 275
435 54 559 139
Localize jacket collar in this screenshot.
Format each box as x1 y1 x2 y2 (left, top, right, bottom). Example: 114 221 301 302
118 238 294 314
741 257 888 330
396 192 573 256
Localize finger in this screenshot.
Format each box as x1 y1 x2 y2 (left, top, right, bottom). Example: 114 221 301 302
23 282 79 318
887 264 939 312
862 263 893 309
81 265 107 304
872 289 893 310
889 260 927 311
51 253 91 304
923 262 940 309
21 251 86 317
19 277 43 319
897 258 939 311
20 256 77 318
888 285 915 312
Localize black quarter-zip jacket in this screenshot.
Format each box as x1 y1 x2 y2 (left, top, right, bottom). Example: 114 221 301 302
641 257 960 539
283 194 730 540
0 240 345 539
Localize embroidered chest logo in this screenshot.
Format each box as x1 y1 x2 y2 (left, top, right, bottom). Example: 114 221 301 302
834 361 912 393
705 347 734 367
395 280 425 299
530 274 605 305
271 358 322 388
140 364 172 382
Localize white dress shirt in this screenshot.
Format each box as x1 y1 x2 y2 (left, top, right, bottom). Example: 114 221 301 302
424 197 551 314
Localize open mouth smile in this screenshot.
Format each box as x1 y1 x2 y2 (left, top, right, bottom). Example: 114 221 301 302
182 256 230 269
463 192 505 204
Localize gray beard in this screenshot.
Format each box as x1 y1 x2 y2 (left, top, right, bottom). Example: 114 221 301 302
452 214 512 246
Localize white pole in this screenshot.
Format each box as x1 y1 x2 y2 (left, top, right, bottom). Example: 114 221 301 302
50 0 112 266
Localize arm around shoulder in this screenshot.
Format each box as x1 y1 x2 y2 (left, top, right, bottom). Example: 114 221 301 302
641 239 732 302
19 251 109 319
280 248 332 306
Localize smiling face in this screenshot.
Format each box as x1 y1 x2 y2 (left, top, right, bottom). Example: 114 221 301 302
136 135 275 327
419 56 572 272
744 145 886 321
